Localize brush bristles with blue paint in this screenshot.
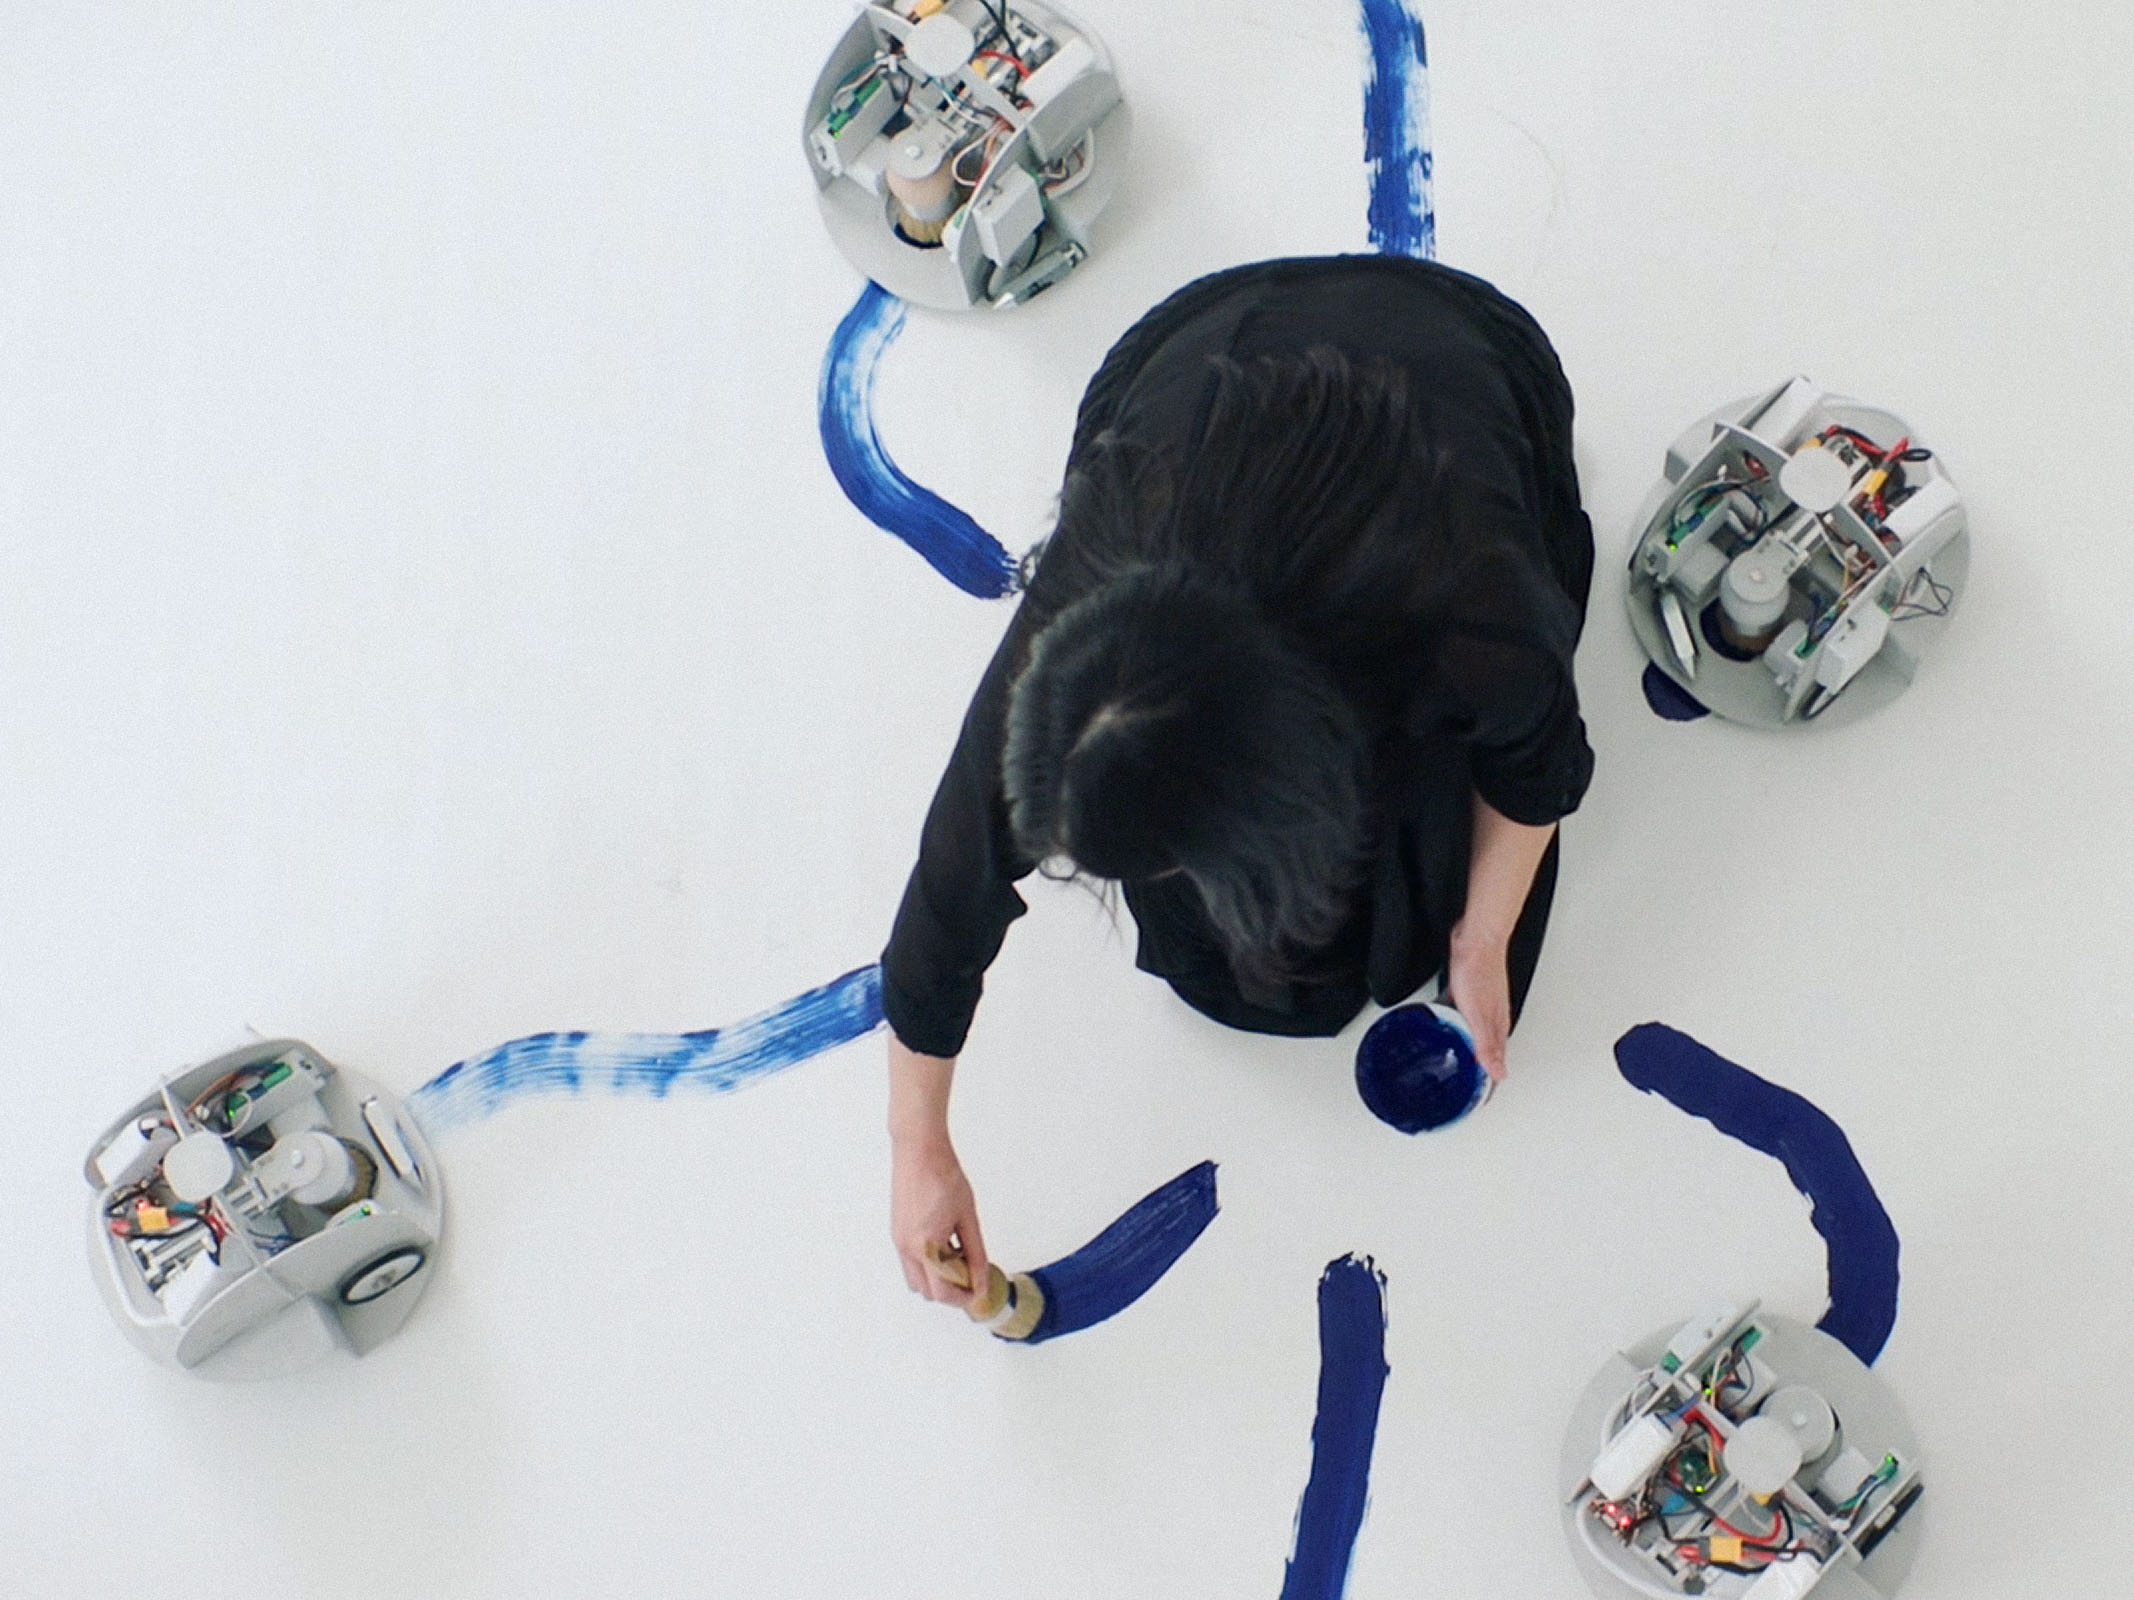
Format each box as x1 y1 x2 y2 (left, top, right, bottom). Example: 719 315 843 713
928 1161 1220 1345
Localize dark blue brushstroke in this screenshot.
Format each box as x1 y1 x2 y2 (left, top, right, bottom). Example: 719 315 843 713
408 965 885 1134
1642 662 1712 721
1359 0 1435 260
1355 1002 1487 1133
1615 1023 1901 1366
1281 1256 1391 1600
1020 1160 1220 1344
818 282 1020 599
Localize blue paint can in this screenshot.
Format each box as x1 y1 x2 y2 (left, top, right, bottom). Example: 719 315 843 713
1354 1001 1490 1133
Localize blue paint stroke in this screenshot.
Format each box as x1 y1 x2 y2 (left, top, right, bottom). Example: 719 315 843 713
1615 1023 1901 1366
1642 661 1712 721
1020 1159 1220 1345
819 281 1020 599
407 965 885 1135
1281 1256 1391 1600
1359 0 1435 260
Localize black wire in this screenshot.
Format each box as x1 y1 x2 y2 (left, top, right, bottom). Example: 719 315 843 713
1801 683 1841 719
1768 1502 1796 1546
1892 570 1954 619
977 0 1013 50
1657 1501 1710 1541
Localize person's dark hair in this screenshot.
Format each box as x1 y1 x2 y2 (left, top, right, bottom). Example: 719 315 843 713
1004 568 1367 987
1004 344 1439 988
1022 343 1455 652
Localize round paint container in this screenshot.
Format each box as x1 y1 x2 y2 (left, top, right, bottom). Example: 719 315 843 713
1354 1002 1490 1133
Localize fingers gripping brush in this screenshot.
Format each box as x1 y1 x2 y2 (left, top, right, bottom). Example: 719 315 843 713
921 1161 1221 1346
928 1245 1047 1341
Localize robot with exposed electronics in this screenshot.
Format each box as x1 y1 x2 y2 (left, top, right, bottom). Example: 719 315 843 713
86 1040 441 1378
804 0 1128 309
1627 378 1967 727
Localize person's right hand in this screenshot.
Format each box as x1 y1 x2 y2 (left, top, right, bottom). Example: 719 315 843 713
891 1129 989 1307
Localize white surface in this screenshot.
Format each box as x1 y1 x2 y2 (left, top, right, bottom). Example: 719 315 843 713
2 2 2130 1596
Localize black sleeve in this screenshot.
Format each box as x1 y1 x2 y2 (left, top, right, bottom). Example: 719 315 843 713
1444 631 1594 825
879 269 1264 1057
1068 262 1276 457
880 621 1038 1058
1429 542 1595 827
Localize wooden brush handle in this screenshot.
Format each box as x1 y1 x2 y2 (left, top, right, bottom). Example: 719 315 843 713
924 1244 1041 1337
925 1242 1001 1312
925 1240 973 1290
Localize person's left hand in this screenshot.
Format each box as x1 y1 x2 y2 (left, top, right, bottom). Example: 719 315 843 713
1445 920 1512 1082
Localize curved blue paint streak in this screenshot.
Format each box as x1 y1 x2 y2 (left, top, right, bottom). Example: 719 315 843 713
1642 662 1712 721
1614 1023 1901 1366
1360 0 1435 260
818 282 1020 599
1020 1160 1220 1344
407 965 885 1134
1281 1256 1391 1600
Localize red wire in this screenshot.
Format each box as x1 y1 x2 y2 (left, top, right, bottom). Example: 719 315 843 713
974 49 1026 74
1868 436 1909 519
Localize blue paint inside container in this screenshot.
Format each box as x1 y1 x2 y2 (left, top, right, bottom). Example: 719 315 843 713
1354 1002 1488 1133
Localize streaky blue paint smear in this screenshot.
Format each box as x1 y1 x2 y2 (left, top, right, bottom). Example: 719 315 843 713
1281 1256 1391 1600
1020 1160 1220 1345
1615 1023 1901 1366
818 281 1020 599
408 965 885 1135
1359 0 1435 260
1642 662 1712 722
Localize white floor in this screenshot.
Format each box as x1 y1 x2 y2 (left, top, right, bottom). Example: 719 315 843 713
4 4 2131 1595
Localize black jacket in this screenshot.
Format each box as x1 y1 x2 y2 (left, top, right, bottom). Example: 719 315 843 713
882 256 1595 1056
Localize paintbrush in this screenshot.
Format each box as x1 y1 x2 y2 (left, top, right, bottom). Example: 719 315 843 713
925 1243 1047 1340
919 1162 1220 1346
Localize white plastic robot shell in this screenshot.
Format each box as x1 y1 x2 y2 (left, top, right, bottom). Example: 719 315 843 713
803 1 1131 310
904 12 978 78
1724 1414 1805 1498
1560 1309 1926 1600
161 1131 235 1202
1625 377 1969 729
1777 444 1856 514
84 1040 444 1379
